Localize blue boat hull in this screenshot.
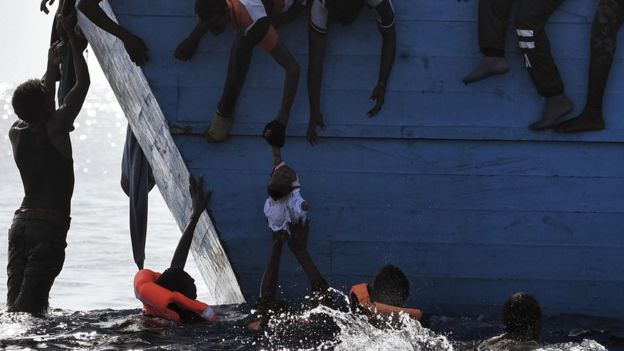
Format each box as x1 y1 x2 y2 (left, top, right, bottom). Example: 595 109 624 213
87 0 624 317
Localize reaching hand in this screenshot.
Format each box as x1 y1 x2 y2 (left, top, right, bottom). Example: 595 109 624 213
367 83 386 117
122 33 149 66
189 176 212 218
306 112 326 146
48 41 65 67
287 219 310 253
175 37 200 61
40 0 55 14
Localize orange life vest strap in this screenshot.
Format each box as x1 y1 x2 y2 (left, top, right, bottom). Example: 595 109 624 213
350 283 423 321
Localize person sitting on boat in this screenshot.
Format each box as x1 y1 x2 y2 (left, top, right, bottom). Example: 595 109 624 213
463 0 574 132
264 147 309 235
175 0 303 146
77 0 149 66
555 0 623 133
133 176 217 324
7 17 89 315
476 292 542 351
306 0 396 145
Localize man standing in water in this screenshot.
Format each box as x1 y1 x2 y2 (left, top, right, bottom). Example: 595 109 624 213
8 17 90 314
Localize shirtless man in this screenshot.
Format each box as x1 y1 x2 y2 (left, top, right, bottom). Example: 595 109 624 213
8 18 90 314
307 0 396 145
175 0 303 147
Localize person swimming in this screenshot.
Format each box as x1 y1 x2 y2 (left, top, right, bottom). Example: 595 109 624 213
133 176 217 323
476 292 542 351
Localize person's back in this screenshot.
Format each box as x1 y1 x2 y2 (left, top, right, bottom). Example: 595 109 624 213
11 119 74 216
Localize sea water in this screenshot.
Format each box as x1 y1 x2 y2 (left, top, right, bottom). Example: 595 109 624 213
0 82 622 350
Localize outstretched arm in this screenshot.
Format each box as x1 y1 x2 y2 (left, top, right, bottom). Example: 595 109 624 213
270 40 300 126
77 0 148 65
43 41 64 104
368 25 396 117
287 220 328 294
170 176 212 270
53 18 90 130
306 27 327 146
175 23 208 61
259 231 287 301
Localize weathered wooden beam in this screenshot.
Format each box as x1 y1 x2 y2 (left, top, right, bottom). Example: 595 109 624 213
77 1 244 305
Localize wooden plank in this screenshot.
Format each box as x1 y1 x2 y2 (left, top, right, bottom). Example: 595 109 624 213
77 1 244 305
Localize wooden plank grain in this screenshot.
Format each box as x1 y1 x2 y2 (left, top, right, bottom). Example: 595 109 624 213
78 1 244 305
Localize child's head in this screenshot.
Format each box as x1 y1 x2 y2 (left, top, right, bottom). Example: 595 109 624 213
370 265 410 307
268 164 297 201
502 292 542 341
12 79 53 125
156 267 197 299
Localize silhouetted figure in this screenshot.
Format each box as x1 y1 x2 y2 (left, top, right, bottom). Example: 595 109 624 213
133 176 217 323
307 0 396 145
555 0 623 133
464 0 573 131
7 18 90 315
477 292 542 351
78 0 149 66
175 0 303 145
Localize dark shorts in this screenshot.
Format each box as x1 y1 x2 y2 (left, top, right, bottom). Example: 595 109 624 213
6 218 68 314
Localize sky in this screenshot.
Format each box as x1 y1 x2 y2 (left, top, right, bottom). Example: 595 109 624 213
0 1 106 84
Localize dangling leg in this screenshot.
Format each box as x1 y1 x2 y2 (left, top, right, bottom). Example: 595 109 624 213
516 0 573 130
555 0 623 133
463 0 514 84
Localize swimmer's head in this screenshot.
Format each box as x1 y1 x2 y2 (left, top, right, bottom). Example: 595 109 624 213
12 79 53 125
326 0 366 26
195 0 229 35
502 292 542 341
370 265 410 307
268 164 297 201
156 268 197 300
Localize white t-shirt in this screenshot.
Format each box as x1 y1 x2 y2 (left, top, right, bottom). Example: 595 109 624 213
309 0 395 34
264 188 307 233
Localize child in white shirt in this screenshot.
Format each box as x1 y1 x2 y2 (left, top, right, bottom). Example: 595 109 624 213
263 149 309 233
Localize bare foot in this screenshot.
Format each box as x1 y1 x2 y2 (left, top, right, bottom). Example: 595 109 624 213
463 56 510 84
554 106 605 133
529 94 573 131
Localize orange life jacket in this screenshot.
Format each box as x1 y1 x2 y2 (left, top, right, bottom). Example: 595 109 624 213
350 283 423 321
134 269 217 323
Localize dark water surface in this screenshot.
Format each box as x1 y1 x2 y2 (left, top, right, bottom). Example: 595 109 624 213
1 303 622 350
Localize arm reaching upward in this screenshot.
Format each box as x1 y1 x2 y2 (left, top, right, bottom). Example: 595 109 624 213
287 220 328 294
77 0 149 65
170 176 212 270
51 18 90 131
259 231 287 301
